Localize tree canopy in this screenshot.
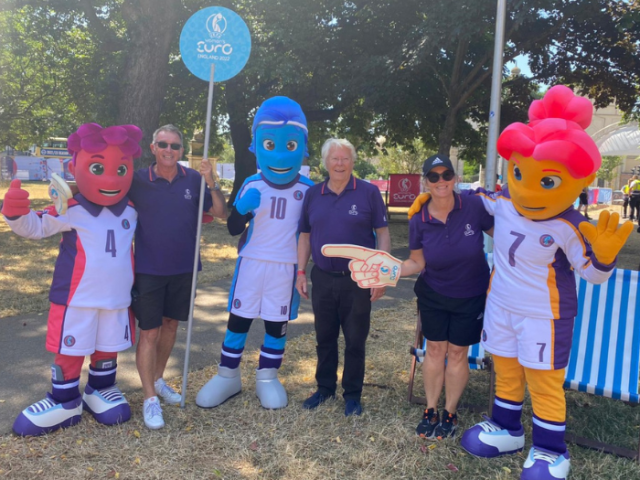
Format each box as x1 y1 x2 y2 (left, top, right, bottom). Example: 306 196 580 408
1 0 638 199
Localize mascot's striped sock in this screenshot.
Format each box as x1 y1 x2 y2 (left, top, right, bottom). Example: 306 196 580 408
220 314 253 369
88 353 117 389
532 415 567 453
258 324 287 370
51 354 83 402
492 396 523 430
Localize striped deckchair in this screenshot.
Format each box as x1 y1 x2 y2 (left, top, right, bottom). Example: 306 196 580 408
564 268 640 460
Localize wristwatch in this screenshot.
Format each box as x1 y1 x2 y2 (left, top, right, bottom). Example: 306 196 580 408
209 181 221 191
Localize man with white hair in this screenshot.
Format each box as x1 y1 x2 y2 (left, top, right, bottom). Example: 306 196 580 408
297 138 390 416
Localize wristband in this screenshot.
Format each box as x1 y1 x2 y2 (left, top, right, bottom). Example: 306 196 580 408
297 270 306 276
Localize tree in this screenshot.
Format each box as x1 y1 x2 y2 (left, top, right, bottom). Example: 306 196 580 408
597 156 624 187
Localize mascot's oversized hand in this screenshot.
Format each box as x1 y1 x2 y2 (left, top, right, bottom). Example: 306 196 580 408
322 244 402 288
236 188 261 215
579 210 633 265
408 193 430 219
2 179 31 218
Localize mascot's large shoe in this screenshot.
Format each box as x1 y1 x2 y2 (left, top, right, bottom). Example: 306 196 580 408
521 447 570 480
83 384 131 425
13 393 82 436
460 416 525 458
196 366 242 408
255 368 288 409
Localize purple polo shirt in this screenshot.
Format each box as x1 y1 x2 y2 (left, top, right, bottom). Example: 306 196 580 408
409 192 493 298
128 163 213 275
299 176 388 272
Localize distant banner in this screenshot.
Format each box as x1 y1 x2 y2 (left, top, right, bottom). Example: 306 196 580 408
388 174 421 207
370 180 389 192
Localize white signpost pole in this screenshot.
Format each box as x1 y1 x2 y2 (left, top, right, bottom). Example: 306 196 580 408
178 7 251 408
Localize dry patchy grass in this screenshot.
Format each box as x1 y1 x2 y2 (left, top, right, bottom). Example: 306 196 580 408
1 301 640 479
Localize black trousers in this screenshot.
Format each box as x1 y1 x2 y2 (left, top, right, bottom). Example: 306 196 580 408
630 194 640 222
310 266 372 400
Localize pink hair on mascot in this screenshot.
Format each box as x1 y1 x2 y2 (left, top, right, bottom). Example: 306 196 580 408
496 85 601 179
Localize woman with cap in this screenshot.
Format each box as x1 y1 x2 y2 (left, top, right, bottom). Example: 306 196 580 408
399 154 493 439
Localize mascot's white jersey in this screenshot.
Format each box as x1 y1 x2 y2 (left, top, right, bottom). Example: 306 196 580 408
236 173 313 264
5 196 137 309
477 189 613 320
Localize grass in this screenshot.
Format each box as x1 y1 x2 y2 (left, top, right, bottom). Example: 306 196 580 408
1 180 640 479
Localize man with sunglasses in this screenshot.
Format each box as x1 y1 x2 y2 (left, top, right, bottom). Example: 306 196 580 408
128 124 227 429
401 154 493 440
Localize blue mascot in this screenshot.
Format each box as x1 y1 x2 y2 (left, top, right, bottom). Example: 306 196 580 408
196 97 313 409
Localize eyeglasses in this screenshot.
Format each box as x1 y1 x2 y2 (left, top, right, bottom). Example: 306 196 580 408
155 141 182 151
425 170 455 183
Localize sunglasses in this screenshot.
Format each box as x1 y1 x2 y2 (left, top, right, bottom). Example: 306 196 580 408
155 141 182 151
425 170 455 183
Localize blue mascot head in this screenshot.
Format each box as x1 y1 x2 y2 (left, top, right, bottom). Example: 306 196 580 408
248 96 308 185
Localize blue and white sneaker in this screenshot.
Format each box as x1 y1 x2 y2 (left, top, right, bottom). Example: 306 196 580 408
521 446 570 480
13 393 82 436
460 415 525 458
83 384 131 425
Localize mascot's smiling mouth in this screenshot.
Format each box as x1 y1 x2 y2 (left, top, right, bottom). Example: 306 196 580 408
99 189 121 196
518 204 545 211
268 166 293 174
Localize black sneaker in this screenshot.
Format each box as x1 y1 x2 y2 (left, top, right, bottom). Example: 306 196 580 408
302 391 335 410
416 408 439 438
434 409 458 439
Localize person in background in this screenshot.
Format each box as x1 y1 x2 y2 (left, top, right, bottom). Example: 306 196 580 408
621 178 631 219
129 124 227 430
577 186 590 220
296 138 390 416
402 154 493 439
629 175 640 231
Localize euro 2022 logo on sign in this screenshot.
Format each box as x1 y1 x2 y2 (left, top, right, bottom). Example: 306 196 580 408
393 176 416 203
179 6 251 82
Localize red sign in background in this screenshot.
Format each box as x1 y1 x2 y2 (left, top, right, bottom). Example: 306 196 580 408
388 174 421 207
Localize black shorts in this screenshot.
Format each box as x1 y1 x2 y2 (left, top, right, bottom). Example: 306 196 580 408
414 275 486 347
132 273 193 330
579 192 588 205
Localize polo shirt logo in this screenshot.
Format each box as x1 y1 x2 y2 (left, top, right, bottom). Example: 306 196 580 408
463 224 475 236
349 204 358 216
184 189 192 200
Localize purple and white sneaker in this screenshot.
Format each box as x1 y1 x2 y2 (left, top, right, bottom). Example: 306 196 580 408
521 446 570 480
460 415 525 458
83 384 131 425
13 393 82 436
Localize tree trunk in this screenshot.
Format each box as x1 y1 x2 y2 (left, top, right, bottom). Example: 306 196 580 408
117 0 180 167
437 105 459 156
225 76 255 205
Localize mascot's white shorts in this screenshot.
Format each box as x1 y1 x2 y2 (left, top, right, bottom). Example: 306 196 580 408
228 257 299 322
47 304 135 355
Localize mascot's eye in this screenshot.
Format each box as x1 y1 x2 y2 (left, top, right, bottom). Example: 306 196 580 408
117 165 128 176
286 141 298 151
540 176 562 189
263 140 275 151
89 163 105 175
513 167 522 181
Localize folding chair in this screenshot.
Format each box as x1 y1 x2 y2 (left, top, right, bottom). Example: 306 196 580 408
563 268 640 461
407 310 494 409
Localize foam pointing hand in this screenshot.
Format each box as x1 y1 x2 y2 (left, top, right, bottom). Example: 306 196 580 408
579 211 633 266
321 244 402 288
2 179 31 218
407 193 430 219
235 188 261 215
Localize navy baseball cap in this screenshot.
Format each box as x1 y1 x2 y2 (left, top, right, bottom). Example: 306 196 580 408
422 154 455 176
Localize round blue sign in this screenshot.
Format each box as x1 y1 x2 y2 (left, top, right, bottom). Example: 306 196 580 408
180 6 251 82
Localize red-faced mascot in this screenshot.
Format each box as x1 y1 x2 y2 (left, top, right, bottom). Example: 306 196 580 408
1 123 142 436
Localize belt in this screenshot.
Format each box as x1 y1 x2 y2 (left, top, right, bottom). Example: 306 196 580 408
317 267 350 277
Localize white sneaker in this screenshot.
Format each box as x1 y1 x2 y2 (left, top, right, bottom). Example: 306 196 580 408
143 396 165 430
154 378 182 405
